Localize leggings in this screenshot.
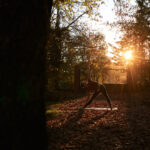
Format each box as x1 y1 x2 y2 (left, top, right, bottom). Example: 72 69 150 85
84 84 112 109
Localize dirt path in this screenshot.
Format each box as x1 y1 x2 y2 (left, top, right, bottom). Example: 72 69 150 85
46 97 150 150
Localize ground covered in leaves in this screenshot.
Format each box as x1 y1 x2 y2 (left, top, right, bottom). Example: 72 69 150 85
46 94 150 150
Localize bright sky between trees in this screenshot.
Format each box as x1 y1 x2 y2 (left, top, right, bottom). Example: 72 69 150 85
79 0 136 46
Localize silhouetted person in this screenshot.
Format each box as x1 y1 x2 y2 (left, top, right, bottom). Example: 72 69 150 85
81 79 112 109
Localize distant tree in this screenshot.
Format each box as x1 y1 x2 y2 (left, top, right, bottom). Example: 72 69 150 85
50 0 103 28
114 0 150 88
132 0 150 86
86 32 109 82
48 0 105 89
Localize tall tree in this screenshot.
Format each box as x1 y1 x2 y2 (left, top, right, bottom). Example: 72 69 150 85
0 0 52 149
135 0 150 59
114 0 150 88
134 0 150 85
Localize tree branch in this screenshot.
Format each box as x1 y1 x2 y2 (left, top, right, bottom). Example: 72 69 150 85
65 11 88 29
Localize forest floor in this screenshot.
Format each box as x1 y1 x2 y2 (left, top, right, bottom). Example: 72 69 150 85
46 92 150 150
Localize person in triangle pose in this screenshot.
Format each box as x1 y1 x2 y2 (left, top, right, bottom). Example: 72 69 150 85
81 78 112 110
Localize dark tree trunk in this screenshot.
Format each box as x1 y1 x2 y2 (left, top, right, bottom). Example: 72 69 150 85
0 0 52 149
127 66 134 99
74 65 80 93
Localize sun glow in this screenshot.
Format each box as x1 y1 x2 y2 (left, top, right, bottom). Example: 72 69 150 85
106 46 114 58
124 51 132 60
106 52 113 58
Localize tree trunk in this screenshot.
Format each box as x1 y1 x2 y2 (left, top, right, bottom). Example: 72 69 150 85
0 0 52 149
127 65 134 99
74 65 80 93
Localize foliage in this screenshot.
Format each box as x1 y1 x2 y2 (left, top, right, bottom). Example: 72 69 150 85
85 32 109 81
47 25 109 90
114 0 150 88
51 0 104 28
62 31 109 83
48 0 106 90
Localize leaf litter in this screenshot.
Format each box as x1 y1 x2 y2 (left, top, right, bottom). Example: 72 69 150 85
46 96 150 150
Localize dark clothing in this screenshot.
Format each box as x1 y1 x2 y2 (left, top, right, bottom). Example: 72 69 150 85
84 84 112 109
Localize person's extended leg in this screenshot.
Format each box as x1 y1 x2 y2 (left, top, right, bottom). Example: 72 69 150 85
100 85 112 109
83 90 100 108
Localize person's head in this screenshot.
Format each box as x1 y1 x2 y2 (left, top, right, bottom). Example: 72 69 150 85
80 81 88 88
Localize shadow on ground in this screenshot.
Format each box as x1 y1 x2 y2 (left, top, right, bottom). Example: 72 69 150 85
125 94 150 149
47 92 150 150
47 97 124 150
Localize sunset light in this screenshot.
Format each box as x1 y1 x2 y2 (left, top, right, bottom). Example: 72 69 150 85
124 51 133 60
106 52 113 58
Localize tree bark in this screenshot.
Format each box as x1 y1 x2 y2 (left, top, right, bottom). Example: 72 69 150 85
74 65 80 93
0 0 52 149
127 65 134 99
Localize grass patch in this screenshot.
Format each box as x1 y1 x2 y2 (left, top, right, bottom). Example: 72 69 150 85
46 105 62 119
